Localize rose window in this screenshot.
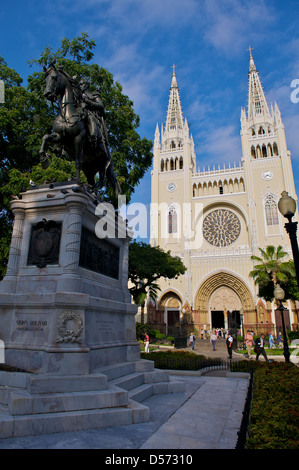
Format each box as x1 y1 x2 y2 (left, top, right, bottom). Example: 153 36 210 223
203 209 241 247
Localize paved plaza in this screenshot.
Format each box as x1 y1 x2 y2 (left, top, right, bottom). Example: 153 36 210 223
0 337 286 450
0 338 253 450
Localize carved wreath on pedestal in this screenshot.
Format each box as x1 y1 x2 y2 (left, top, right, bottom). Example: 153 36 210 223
203 209 241 247
56 311 83 343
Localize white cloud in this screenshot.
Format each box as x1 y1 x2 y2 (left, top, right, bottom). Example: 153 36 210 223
196 124 242 169
202 0 277 55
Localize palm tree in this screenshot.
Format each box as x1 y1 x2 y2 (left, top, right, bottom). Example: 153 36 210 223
249 245 295 301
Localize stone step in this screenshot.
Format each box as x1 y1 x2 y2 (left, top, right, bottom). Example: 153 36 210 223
110 372 145 391
143 370 170 384
27 373 108 394
0 370 28 389
95 362 136 381
7 385 129 416
95 360 155 381
128 384 154 402
128 381 186 403
0 399 150 439
153 381 185 395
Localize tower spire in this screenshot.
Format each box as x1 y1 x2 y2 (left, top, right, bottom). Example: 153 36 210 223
164 65 184 140
247 48 270 122
171 64 178 88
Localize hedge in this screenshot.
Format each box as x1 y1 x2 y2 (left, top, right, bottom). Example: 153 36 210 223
246 362 299 449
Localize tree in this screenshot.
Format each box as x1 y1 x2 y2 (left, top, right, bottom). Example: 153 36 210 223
128 241 187 322
0 33 153 279
249 245 298 301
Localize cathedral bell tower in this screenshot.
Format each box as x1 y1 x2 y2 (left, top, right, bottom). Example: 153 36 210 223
151 66 196 251
241 49 296 248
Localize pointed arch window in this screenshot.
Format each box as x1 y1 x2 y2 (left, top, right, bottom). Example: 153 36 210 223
168 205 178 234
264 194 279 226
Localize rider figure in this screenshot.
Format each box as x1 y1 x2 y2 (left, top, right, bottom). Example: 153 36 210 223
79 79 106 148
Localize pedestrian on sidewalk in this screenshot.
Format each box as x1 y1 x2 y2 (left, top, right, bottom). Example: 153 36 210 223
226 332 233 359
244 330 254 359
269 332 275 349
254 333 269 362
144 333 150 353
277 332 283 348
189 332 196 351
210 331 217 351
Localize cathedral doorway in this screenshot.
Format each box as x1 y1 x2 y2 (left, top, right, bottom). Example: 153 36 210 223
157 291 183 337
194 271 255 330
167 310 180 337
211 311 225 329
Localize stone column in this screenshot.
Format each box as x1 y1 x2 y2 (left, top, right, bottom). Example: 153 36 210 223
57 193 89 292
1 205 25 293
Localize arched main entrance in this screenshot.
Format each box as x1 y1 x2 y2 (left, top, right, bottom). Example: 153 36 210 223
194 271 255 330
209 286 242 329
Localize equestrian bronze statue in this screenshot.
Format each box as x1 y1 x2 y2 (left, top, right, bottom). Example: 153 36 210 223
39 60 121 196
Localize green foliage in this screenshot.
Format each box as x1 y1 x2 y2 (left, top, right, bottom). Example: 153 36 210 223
247 362 299 449
249 246 299 301
166 336 175 343
140 350 206 370
287 330 299 341
155 333 166 340
129 241 187 307
135 323 156 340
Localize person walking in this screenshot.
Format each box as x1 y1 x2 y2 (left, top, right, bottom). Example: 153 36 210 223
226 332 233 359
144 333 150 353
254 333 269 362
277 332 283 348
244 330 254 359
210 331 217 351
269 332 275 349
189 332 196 351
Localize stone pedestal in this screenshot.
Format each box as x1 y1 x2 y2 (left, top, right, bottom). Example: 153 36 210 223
0 182 139 375
0 182 185 438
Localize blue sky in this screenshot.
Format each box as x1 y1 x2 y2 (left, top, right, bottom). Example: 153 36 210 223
1 0 299 233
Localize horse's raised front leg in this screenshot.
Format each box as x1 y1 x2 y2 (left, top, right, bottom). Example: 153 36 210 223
39 132 61 169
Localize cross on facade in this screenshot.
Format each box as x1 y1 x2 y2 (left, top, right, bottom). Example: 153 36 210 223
171 64 177 74
247 46 254 55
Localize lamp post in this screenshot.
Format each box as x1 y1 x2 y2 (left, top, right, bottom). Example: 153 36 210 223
240 307 245 350
278 191 299 287
274 284 290 363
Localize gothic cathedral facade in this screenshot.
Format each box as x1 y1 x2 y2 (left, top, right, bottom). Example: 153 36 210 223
148 52 299 337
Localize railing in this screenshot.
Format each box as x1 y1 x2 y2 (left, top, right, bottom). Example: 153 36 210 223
147 356 252 373
235 364 254 449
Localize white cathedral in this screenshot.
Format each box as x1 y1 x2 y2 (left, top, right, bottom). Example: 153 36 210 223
145 51 299 337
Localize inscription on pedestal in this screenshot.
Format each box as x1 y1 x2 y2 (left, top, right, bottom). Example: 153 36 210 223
12 314 49 344
79 227 119 279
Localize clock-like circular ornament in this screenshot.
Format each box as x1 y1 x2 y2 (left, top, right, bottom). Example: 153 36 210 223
167 182 176 192
203 209 241 247
262 171 273 181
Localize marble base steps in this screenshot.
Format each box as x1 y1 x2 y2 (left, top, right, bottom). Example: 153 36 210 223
97 359 185 403
0 360 184 439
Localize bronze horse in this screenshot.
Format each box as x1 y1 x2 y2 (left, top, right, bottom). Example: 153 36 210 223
39 61 121 195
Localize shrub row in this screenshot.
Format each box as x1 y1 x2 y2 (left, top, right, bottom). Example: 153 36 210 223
246 362 299 449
